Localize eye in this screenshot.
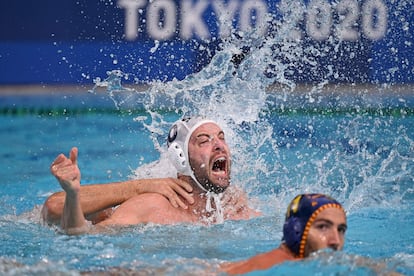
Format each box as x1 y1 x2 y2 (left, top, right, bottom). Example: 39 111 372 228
199 139 209 145
338 225 347 234
197 136 212 146
315 222 329 231
218 132 225 141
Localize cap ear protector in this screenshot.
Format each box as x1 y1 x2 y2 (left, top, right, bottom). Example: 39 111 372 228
167 141 187 174
167 118 199 175
167 117 218 192
282 216 303 256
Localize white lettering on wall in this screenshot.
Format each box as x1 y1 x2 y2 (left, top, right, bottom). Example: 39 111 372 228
306 0 332 41
336 0 359 41
147 0 177 40
118 0 147 41
212 0 239 38
180 0 210 40
362 0 387 40
117 0 389 42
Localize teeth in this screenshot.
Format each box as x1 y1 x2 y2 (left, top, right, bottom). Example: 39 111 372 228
216 157 226 161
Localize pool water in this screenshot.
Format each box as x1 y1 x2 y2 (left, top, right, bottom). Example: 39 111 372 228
1 89 413 275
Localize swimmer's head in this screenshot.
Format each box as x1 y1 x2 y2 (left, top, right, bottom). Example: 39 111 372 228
282 193 345 258
167 116 220 192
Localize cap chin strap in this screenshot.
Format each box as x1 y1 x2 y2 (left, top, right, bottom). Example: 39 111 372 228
189 171 225 223
205 191 224 223
188 166 227 193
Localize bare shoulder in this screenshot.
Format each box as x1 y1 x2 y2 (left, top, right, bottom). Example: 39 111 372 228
222 247 295 274
99 193 188 226
117 193 175 214
125 192 173 206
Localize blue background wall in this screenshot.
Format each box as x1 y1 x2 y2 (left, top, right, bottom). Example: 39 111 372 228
0 0 412 85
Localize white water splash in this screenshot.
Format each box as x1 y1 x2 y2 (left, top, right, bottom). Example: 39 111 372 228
89 16 414 213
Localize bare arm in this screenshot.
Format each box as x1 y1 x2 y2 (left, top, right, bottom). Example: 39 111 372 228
221 245 295 275
42 178 194 224
48 147 88 234
42 180 141 225
42 147 194 225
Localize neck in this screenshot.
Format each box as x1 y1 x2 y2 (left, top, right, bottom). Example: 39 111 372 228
178 175 207 208
178 175 224 223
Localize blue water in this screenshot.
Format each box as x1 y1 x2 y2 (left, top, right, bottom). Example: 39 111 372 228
1 90 413 275
2 0 414 272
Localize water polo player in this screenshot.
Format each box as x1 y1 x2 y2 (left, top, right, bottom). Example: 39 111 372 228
46 116 259 234
223 193 347 274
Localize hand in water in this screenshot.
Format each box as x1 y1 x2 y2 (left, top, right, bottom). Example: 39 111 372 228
50 147 81 194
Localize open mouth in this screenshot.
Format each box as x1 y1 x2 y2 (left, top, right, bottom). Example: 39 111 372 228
212 157 226 173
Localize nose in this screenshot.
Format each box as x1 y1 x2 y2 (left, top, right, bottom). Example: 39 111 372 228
328 230 341 251
212 136 225 151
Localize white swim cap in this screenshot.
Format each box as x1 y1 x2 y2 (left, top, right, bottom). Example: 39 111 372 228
167 116 217 191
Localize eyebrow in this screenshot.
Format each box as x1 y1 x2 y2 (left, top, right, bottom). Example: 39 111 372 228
196 130 224 139
196 133 211 139
313 218 347 229
313 218 334 225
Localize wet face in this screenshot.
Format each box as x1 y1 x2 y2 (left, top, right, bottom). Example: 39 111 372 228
188 123 231 191
304 207 347 257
